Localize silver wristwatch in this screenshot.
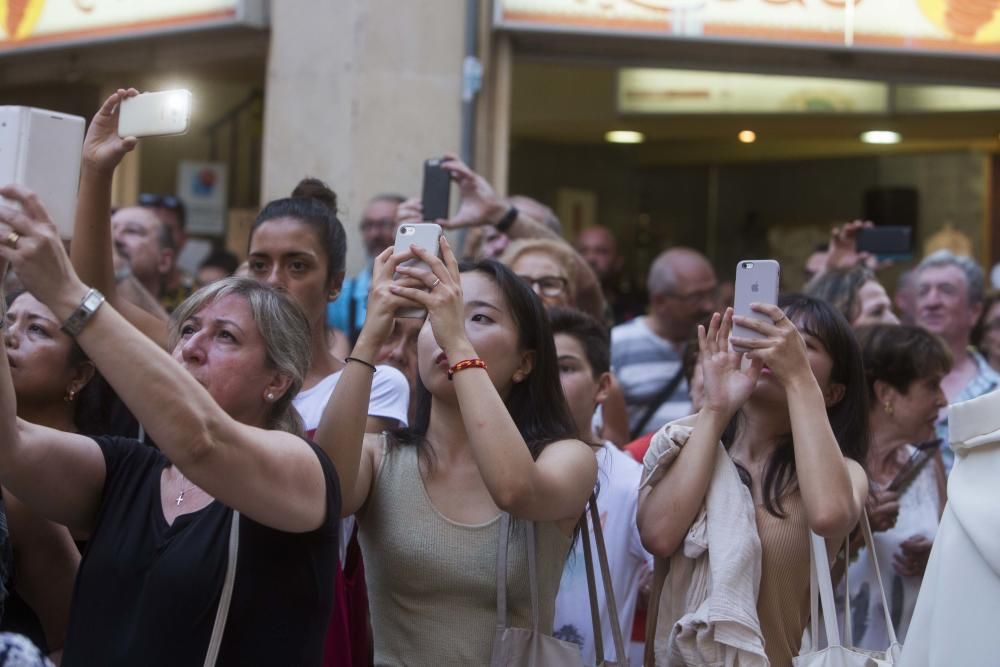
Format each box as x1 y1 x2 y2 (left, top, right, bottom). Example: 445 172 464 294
61 288 106 337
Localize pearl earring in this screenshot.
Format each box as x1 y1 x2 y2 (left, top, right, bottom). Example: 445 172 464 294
266 392 275 401
884 401 894 416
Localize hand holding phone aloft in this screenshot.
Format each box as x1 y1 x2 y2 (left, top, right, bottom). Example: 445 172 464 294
731 260 780 353
392 223 443 318
117 90 192 139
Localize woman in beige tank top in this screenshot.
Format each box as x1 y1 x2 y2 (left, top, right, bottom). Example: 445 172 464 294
320 237 598 665
639 295 872 666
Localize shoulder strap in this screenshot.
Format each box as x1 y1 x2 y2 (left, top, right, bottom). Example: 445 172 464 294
581 493 628 665
204 510 240 667
494 514 540 635
630 364 686 440
643 556 670 667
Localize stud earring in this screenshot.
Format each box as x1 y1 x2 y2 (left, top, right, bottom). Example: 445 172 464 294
884 401 894 416
266 392 275 402
64 389 76 403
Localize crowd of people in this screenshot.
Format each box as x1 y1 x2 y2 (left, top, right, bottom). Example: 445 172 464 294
0 88 991 666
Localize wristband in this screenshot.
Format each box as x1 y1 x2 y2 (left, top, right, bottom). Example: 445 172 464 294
448 358 487 380
494 206 518 233
345 356 377 373
61 288 106 337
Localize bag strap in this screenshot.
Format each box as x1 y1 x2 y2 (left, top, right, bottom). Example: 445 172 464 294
643 556 670 667
859 511 900 650
204 510 240 667
808 530 842 649
585 493 628 665
629 364 686 440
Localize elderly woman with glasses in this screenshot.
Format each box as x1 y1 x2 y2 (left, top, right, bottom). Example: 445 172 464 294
499 238 632 446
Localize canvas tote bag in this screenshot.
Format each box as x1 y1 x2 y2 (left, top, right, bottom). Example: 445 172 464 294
204 510 240 667
491 495 629 667
793 512 901 667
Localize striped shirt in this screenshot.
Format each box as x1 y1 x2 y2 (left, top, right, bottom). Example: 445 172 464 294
936 348 1000 472
611 317 692 436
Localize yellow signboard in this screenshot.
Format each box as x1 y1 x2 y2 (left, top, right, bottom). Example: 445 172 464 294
496 0 1000 56
0 0 265 52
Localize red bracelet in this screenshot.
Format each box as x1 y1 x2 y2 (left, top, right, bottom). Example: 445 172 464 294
448 358 487 380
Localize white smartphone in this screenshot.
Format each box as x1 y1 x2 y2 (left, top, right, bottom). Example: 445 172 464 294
731 259 781 353
0 106 85 239
393 222 442 318
118 90 192 138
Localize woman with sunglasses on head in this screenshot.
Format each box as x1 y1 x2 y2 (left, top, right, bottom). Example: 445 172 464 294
0 183 343 665
638 296 870 666
320 238 598 665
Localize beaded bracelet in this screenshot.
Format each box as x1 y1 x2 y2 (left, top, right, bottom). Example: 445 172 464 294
345 357 377 373
448 358 487 380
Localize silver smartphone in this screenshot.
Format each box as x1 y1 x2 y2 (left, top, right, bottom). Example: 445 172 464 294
118 90 192 138
0 106 85 239
731 259 780 353
393 223 442 318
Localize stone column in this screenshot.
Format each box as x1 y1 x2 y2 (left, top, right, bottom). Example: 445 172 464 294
262 0 467 274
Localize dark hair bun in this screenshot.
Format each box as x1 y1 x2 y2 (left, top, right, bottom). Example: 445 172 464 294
291 177 338 212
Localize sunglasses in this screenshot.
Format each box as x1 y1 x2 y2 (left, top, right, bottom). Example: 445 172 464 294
138 193 183 211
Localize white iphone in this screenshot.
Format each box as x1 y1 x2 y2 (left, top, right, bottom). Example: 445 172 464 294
731 259 781 353
393 223 442 318
0 106 85 239
118 90 192 138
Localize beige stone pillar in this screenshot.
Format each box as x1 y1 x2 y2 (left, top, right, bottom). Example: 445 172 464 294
262 0 467 275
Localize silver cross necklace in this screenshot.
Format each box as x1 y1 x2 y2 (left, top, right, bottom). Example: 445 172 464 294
175 473 196 507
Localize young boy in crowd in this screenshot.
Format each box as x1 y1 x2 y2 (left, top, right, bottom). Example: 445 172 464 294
549 307 653 666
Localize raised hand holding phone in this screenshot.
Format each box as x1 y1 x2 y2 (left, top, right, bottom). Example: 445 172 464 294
392 223 442 318
117 89 192 139
731 260 780 352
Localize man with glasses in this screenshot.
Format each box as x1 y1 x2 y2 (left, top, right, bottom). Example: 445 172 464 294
138 193 194 312
611 247 718 438
914 250 1000 471
328 193 405 341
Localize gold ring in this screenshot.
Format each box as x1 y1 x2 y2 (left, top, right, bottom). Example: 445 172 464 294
4 232 19 249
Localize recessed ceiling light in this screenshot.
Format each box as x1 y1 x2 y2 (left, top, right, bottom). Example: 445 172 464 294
605 130 645 144
860 130 901 144
738 130 757 143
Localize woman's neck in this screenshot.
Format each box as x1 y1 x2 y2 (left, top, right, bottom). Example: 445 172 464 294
729 399 791 465
304 326 343 390
423 398 474 465
17 401 77 434
867 410 911 480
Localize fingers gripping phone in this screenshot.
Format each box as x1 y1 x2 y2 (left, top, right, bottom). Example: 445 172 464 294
421 158 451 222
118 90 192 138
393 223 442 318
731 260 781 353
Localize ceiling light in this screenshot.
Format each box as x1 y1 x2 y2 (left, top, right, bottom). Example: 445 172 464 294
605 130 645 144
738 130 757 143
860 130 901 144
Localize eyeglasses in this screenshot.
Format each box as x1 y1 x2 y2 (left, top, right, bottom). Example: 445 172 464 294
664 285 719 305
138 193 183 212
518 275 568 298
360 218 395 233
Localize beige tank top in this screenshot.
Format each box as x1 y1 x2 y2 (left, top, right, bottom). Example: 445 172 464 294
358 440 571 666
755 489 838 667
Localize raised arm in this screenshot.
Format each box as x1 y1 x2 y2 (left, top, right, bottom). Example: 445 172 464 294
732 303 867 538
637 309 761 557
0 186 327 534
72 89 168 347
392 237 597 531
316 247 419 516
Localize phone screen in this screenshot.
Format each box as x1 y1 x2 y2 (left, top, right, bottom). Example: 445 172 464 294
421 159 451 222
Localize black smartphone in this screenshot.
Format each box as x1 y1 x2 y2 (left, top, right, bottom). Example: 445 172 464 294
421 158 451 222
857 226 913 261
